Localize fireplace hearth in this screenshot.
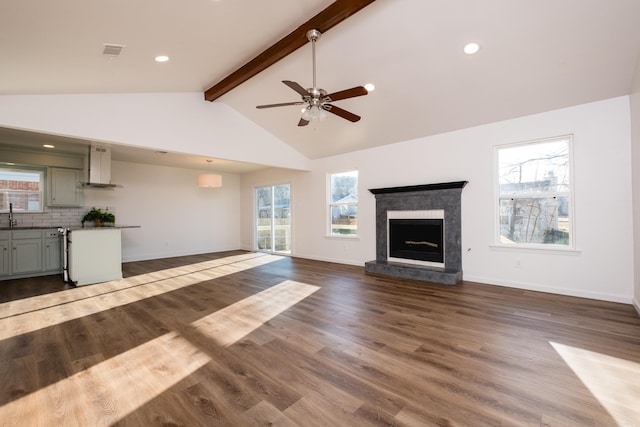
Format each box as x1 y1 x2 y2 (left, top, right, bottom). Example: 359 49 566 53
365 181 467 285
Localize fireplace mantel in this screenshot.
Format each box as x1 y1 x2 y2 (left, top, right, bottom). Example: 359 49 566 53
365 181 468 285
368 181 468 195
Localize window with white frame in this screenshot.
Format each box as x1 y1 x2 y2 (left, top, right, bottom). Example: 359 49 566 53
496 135 573 247
0 167 45 213
329 170 358 236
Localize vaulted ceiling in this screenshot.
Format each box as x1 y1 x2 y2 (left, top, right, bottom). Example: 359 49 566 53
1 0 639 168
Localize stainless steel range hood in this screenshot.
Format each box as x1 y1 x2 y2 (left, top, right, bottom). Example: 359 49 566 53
82 145 122 188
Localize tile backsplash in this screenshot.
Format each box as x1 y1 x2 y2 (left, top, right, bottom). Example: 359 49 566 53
2 206 115 228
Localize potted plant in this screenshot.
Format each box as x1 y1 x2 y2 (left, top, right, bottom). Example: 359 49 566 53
82 207 115 227
100 210 115 225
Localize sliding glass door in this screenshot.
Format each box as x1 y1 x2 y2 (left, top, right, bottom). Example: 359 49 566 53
255 184 291 254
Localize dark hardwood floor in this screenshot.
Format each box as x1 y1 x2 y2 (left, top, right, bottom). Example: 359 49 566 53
1 251 639 426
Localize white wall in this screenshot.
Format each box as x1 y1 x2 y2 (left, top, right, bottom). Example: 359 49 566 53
85 160 241 262
242 96 634 303
630 51 640 314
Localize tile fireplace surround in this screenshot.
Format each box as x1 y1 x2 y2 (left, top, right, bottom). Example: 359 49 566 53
365 181 468 285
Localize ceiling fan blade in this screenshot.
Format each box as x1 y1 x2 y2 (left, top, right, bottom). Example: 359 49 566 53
256 101 304 109
298 118 310 127
283 80 309 97
323 104 361 122
325 86 368 102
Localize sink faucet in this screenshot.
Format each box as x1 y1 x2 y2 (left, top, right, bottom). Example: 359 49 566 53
8 203 17 228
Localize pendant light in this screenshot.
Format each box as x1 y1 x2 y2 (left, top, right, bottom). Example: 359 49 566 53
198 160 222 188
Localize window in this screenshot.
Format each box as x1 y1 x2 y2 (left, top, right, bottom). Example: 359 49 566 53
0 167 45 213
496 136 573 247
329 170 358 236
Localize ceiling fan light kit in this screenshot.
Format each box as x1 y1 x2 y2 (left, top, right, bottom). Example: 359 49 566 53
256 29 368 127
302 105 327 121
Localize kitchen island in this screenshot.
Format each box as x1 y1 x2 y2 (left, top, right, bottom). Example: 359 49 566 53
62 225 140 286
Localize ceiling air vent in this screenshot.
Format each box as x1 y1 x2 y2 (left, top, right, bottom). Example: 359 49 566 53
102 44 125 57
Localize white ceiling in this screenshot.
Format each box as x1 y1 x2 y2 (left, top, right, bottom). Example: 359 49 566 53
1 0 640 168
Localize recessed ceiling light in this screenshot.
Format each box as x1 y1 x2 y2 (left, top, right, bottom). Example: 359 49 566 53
364 83 375 92
463 42 480 55
43 144 55 148
155 55 170 63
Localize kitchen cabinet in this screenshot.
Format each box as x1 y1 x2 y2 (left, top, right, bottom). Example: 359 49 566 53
48 167 82 207
45 230 62 272
0 228 62 280
11 230 43 275
0 232 9 277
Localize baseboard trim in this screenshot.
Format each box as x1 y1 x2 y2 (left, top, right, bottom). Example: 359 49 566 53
463 274 632 304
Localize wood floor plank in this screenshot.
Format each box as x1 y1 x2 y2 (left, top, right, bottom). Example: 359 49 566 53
240 400 299 427
1 251 639 426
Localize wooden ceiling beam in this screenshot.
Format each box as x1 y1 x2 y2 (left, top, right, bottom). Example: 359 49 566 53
203 0 376 102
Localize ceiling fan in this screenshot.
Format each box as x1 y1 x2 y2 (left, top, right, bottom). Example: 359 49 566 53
256 29 369 127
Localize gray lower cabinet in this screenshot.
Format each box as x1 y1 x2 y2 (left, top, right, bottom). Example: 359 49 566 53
11 230 43 275
0 229 62 280
0 238 9 277
45 231 62 271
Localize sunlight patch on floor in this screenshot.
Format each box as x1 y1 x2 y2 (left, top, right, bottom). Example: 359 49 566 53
0 278 321 425
0 252 282 340
0 332 211 426
192 280 320 347
550 341 640 426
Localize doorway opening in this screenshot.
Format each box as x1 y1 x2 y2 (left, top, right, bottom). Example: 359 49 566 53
255 184 291 255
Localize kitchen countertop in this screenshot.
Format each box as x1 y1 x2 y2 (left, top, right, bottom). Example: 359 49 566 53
68 225 141 231
0 225 141 231
0 226 62 230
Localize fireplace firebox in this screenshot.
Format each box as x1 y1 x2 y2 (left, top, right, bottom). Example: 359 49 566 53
388 218 444 265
